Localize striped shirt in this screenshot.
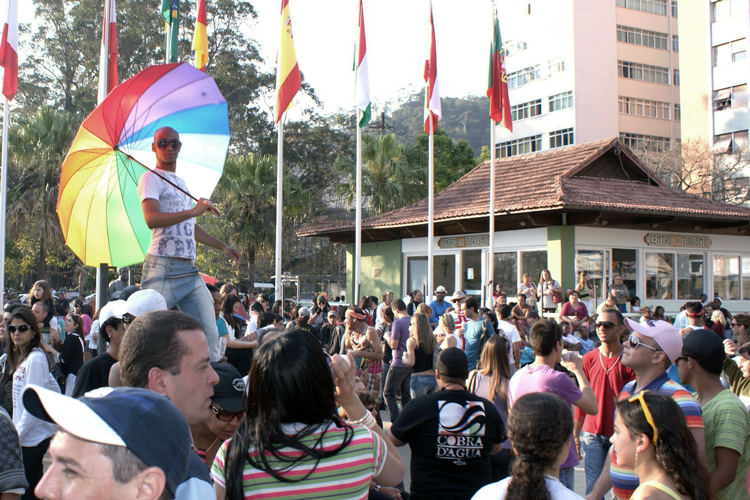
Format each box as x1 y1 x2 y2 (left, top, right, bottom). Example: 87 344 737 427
611 373 703 499
703 390 750 500
211 422 387 500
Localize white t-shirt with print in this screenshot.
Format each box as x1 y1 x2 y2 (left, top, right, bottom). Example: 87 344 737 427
137 170 196 260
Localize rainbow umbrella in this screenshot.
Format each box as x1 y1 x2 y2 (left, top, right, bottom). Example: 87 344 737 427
57 62 230 267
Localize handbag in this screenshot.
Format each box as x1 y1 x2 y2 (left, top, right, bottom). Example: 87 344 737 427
552 290 563 304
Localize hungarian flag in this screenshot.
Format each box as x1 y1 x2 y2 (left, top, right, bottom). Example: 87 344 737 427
487 9 512 130
193 0 208 71
162 0 179 63
275 0 301 123
355 0 370 129
423 3 440 134
97 0 118 103
0 0 17 101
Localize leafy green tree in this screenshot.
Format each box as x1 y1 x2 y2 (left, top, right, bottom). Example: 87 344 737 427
215 153 310 288
415 129 479 192
334 134 426 216
6 107 80 279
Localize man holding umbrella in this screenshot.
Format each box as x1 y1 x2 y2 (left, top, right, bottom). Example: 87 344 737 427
138 126 241 361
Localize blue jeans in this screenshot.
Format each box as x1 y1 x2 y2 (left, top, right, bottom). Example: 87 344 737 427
616 304 627 313
559 466 575 491
410 373 438 399
384 365 411 422
582 431 611 498
141 254 220 361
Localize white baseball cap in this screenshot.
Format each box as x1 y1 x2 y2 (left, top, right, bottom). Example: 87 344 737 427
114 289 167 318
435 285 447 293
99 300 125 323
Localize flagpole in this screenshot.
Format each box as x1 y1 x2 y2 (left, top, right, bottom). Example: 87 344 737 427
487 120 496 308
96 0 112 314
427 114 434 302
0 97 9 305
486 1 495 309
275 121 284 303
355 113 362 304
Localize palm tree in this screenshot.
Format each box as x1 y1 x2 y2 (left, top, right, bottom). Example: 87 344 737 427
6 107 79 279
216 153 310 288
334 133 426 216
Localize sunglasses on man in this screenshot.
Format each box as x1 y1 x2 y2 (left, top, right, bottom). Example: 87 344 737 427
156 139 182 150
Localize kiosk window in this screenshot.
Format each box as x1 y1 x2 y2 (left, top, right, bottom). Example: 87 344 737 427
676 254 704 300
714 255 740 300
646 252 674 300
493 252 518 296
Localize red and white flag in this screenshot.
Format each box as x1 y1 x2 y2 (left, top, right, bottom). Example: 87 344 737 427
423 2 440 134
0 0 18 101
97 0 118 103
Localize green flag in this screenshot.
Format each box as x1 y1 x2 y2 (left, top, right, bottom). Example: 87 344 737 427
162 0 179 63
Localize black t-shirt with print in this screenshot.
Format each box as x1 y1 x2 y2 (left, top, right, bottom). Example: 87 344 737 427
390 389 505 500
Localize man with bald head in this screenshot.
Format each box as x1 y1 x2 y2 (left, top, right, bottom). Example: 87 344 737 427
137 127 240 362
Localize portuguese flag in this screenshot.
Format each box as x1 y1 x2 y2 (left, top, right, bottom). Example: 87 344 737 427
487 9 512 131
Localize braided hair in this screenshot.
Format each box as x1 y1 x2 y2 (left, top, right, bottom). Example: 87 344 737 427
506 393 573 500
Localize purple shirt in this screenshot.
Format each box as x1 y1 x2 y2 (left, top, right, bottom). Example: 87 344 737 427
390 316 411 368
508 364 582 469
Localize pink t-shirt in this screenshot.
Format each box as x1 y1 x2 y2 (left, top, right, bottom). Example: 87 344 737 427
508 364 582 468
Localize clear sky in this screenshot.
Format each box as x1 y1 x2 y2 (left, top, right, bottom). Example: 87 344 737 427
18 0 495 114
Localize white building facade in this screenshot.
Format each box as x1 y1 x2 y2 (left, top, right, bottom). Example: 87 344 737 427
496 0 681 157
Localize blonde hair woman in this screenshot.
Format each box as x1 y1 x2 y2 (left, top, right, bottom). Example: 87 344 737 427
402 313 438 399
439 314 465 351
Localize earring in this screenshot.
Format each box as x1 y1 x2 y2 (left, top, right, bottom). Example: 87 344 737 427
635 449 638 469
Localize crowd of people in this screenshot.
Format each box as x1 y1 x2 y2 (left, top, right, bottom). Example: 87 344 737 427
2 269 750 500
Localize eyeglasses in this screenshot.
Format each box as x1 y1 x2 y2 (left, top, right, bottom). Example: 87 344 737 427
122 316 135 324
627 391 659 445
627 335 660 352
595 321 616 330
156 139 182 150
7 324 31 334
674 356 688 364
210 403 244 422
731 323 740 327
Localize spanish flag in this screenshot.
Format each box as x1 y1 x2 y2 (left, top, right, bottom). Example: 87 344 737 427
193 0 207 71
275 0 301 124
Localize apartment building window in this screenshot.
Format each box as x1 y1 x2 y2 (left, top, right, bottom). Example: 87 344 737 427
673 69 679 86
548 60 565 77
620 133 670 152
616 25 669 50
618 61 670 84
715 131 749 153
673 104 680 121
672 35 679 52
671 0 677 17
511 99 542 121
616 0 667 16
549 91 574 112
504 40 528 57
497 135 542 158
618 96 671 119
549 128 574 149
508 66 541 89
714 84 748 110
712 0 749 23
714 39 747 66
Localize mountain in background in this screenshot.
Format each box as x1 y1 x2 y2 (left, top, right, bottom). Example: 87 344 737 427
386 93 491 155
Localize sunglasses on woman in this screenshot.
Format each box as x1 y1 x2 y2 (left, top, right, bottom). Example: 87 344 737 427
628 391 659 444
7 324 31 334
210 403 244 422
